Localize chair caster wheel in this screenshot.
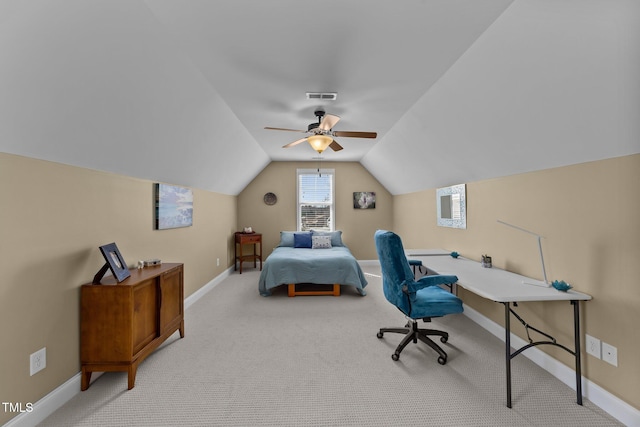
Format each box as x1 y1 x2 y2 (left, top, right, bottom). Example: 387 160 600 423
392 353 400 361
440 336 448 344
438 357 446 365
377 332 384 339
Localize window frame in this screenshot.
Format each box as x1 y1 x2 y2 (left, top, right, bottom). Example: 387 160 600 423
296 168 335 232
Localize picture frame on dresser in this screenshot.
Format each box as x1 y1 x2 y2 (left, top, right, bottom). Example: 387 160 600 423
93 242 131 283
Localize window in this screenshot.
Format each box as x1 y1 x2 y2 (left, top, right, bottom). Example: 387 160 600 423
297 169 335 231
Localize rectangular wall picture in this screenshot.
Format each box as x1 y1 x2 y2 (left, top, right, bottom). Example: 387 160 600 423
353 191 376 209
155 183 193 230
436 184 466 229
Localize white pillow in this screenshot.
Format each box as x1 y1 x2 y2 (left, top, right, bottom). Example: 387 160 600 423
311 235 332 249
310 230 344 246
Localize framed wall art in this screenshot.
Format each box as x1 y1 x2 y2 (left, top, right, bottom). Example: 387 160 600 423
353 192 376 209
155 183 193 230
436 184 466 229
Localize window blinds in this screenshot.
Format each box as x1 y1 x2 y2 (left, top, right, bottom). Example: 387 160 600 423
298 170 334 231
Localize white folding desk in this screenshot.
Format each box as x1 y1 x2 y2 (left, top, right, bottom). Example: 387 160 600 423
406 250 592 408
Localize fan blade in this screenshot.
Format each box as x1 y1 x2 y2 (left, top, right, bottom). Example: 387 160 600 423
265 127 306 133
283 137 308 148
319 114 340 131
329 140 343 152
332 131 377 139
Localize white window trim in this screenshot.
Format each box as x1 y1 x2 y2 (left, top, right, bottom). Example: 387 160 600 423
296 168 335 232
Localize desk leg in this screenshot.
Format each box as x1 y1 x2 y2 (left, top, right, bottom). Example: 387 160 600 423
505 302 512 408
573 300 583 405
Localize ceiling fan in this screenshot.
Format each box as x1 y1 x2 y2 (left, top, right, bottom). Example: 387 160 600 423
265 109 377 154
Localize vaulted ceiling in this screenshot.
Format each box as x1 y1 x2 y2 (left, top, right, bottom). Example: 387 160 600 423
1 0 638 195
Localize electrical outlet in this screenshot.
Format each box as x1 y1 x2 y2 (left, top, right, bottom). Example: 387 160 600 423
30 347 46 376
585 334 601 359
602 342 618 367
216 258 220 267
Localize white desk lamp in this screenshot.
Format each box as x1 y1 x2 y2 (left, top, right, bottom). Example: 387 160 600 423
497 220 550 287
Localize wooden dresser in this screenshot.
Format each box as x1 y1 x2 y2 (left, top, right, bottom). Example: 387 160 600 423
80 263 184 391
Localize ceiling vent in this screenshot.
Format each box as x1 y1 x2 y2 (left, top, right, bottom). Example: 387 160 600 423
306 92 337 101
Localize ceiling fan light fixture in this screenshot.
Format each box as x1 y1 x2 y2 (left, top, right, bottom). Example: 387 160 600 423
307 135 333 153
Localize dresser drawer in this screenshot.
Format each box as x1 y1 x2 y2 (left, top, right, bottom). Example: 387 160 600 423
240 234 261 243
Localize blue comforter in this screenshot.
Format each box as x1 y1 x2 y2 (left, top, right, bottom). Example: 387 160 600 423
258 246 368 296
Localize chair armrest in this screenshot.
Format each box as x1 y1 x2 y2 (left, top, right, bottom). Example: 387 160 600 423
405 275 458 293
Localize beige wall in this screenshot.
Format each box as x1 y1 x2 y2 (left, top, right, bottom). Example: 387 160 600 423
237 161 392 260
0 153 237 425
393 154 640 410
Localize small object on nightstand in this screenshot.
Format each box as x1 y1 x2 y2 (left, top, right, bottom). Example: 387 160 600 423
481 255 492 268
144 259 161 267
450 251 459 258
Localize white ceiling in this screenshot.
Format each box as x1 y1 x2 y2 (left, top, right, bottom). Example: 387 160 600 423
1 0 638 195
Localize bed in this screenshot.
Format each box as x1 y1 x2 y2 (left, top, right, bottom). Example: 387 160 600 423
258 231 368 297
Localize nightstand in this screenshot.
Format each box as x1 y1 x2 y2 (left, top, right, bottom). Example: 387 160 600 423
234 232 262 273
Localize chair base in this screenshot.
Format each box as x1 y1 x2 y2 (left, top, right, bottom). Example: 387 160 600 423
377 319 449 365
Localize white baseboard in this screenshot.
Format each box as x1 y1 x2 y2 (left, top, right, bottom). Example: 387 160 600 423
4 267 233 427
4 372 84 427
462 304 640 427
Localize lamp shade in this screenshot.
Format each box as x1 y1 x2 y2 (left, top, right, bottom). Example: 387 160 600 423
307 135 333 153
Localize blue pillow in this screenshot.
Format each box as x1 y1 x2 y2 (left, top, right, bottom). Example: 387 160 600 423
278 231 297 247
293 232 312 248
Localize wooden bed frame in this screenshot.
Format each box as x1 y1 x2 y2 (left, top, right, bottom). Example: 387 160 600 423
287 283 341 297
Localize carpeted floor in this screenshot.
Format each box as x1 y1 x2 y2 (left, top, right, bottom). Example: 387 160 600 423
39 265 622 426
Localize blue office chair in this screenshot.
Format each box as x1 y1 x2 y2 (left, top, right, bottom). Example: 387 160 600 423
374 230 463 364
